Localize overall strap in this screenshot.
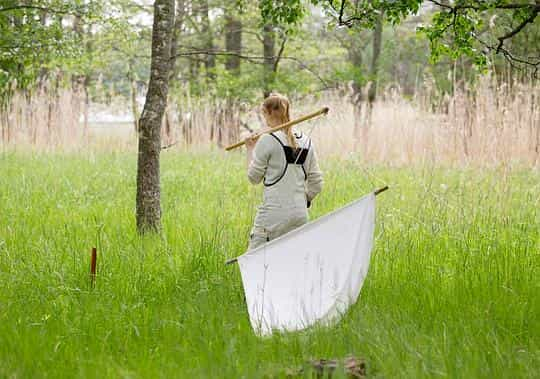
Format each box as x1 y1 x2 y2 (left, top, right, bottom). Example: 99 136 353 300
264 133 310 186
264 133 288 187
270 132 310 165
269 133 284 147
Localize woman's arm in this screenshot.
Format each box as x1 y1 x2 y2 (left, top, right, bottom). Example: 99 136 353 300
246 134 271 184
245 135 257 169
305 146 323 202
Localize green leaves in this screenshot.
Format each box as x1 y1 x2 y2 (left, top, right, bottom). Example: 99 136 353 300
259 0 305 26
0 0 101 89
268 0 538 72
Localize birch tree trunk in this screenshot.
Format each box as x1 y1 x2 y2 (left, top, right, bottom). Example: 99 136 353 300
136 0 175 233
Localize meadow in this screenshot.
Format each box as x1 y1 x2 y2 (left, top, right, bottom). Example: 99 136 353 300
1 149 539 378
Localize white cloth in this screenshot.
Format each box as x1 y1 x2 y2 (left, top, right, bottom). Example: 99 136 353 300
237 193 376 336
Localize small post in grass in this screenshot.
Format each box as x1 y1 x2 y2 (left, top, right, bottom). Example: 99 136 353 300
90 247 97 288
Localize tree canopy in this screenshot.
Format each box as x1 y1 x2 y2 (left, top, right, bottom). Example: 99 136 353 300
1 0 538 102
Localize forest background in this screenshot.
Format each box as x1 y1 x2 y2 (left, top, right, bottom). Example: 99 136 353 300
2 0 538 165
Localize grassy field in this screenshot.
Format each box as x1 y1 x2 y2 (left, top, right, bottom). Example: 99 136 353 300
0 150 539 378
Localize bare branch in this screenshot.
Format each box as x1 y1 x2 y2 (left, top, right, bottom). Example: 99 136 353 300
171 50 332 89
496 5 540 53
427 1 538 11
427 1 540 70
273 34 287 73
473 32 540 77
0 5 87 16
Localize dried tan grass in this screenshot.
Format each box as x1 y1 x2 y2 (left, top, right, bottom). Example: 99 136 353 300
2 75 539 166
0 83 85 150
298 76 539 166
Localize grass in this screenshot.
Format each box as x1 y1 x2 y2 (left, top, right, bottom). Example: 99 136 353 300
0 149 539 378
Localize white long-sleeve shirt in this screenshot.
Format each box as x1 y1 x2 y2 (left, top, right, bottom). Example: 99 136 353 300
247 130 323 202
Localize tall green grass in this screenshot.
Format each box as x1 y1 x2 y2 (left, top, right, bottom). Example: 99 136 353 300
0 150 538 378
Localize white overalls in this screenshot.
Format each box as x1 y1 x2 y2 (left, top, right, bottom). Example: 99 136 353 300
247 130 323 250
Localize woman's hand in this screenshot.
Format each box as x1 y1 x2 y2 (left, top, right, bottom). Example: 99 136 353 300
245 133 259 149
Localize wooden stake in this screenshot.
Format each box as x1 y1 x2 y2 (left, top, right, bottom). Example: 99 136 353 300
90 247 97 288
225 186 389 266
224 107 329 151
374 185 389 196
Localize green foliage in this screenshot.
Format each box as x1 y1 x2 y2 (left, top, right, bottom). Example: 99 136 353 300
280 0 539 72
417 8 481 65
1 0 538 104
417 1 539 69
307 0 423 29
0 0 100 89
259 0 305 26
0 151 539 377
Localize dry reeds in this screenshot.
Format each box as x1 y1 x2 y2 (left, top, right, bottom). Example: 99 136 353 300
299 75 539 166
0 80 85 150
1 75 538 166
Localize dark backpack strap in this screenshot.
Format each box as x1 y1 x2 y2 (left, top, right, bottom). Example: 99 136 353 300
264 133 311 185
300 138 311 180
264 133 288 187
269 133 284 147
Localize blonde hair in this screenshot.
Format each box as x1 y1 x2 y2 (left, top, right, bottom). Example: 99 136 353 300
262 93 298 149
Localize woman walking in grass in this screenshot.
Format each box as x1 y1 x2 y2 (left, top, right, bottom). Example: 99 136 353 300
245 93 323 250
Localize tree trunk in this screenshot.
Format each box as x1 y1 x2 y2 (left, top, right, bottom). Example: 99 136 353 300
82 23 92 142
38 10 49 83
225 11 242 74
348 39 364 141
72 14 86 139
224 9 242 145
169 0 185 82
262 23 275 98
200 0 215 82
164 0 185 146
363 10 384 147
136 0 175 233
367 10 384 112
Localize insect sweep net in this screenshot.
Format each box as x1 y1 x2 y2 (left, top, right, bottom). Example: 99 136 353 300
237 192 376 336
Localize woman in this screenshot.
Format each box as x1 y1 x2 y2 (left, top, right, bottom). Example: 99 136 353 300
245 93 323 250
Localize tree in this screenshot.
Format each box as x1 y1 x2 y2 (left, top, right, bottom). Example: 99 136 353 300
0 1 96 90
200 0 216 82
366 9 384 121
224 6 242 74
263 0 539 74
262 23 275 97
259 0 302 97
341 26 369 138
136 0 176 233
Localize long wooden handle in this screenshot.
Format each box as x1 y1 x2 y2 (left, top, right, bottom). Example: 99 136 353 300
225 107 330 151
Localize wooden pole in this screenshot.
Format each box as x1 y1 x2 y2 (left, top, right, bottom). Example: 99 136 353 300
90 247 97 288
225 186 389 265
224 107 329 151
374 185 389 196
